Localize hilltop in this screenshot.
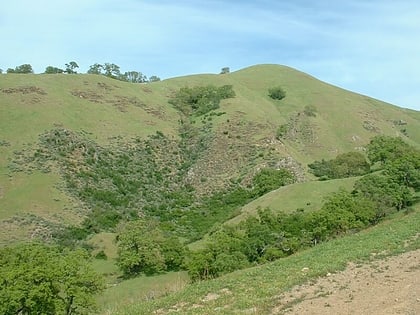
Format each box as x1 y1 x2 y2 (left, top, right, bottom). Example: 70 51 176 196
0 64 419 313
1 64 419 243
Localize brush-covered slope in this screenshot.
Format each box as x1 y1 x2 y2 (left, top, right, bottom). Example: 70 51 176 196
0 64 419 243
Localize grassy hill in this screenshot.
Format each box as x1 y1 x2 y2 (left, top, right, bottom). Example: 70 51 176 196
0 65 420 242
1 64 419 313
1 64 419 243
112 204 420 315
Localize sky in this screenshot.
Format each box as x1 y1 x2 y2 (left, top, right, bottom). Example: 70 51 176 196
1 0 419 110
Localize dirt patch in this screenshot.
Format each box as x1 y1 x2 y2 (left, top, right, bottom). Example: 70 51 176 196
1 86 47 95
272 249 420 315
1 86 48 104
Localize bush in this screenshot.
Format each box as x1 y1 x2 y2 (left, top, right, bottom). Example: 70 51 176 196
0 243 104 314
276 124 289 139
366 135 411 164
116 220 187 277
169 85 235 116
268 86 286 100
251 168 295 196
308 152 370 179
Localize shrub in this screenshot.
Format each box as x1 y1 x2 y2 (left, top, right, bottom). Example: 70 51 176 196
276 124 289 139
268 86 286 100
169 85 235 116
308 152 370 179
251 168 295 196
116 220 187 277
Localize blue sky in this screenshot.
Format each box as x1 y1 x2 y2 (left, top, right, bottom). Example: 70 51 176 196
1 0 419 110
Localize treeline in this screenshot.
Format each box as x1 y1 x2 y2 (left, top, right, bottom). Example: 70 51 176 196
0 61 160 83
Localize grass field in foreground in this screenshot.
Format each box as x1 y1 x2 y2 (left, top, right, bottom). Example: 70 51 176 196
114 205 419 315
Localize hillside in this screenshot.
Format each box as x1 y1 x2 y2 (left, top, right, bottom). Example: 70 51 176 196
114 205 420 314
1 64 420 314
1 64 419 244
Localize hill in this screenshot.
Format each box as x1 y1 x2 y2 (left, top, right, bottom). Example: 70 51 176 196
0 64 419 243
113 205 420 314
1 64 419 314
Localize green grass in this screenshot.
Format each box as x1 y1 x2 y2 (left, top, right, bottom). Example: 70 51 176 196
1 65 418 243
97 271 189 314
1 66 419 313
227 177 358 224
115 205 420 315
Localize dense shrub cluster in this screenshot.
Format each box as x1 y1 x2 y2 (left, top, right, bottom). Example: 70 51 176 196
186 137 419 281
15 127 295 250
116 220 187 276
0 243 103 314
186 189 380 281
268 86 286 100
169 85 235 116
308 152 371 180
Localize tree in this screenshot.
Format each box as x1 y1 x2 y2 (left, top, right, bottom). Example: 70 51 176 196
384 151 420 191
65 61 79 74
116 219 186 276
268 86 286 100
149 75 161 82
353 173 413 212
366 135 411 165
87 63 103 75
102 63 121 79
6 64 33 74
45 66 64 74
0 243 103 315
220 67 230 74
169 85 235 116
308 152 370 180
121 71 146 83
251 168 295 196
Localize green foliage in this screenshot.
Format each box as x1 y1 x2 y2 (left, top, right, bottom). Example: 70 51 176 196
169 85 235 116
353 173 413 212
186 179 406 282
65 61 79 74
308 151 370 179
95 250 108 260
354 137 419 211
275 124 289 139
384 151 420 191
149 75 161 82
45 66 64 74
0 243 104 315
116 220 187 276
366 135 412 164
251 168 295 196
185 227 249 281
7 64 34 74
268 86 286 100
87 62 156 83
220 67 230 74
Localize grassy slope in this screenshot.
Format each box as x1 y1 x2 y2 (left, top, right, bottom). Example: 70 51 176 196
227 176 358 225
0 65 419 243
115 205 420 315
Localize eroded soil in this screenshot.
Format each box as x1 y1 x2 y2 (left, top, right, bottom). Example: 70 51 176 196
272 249 420 315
